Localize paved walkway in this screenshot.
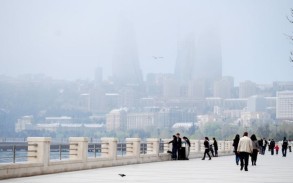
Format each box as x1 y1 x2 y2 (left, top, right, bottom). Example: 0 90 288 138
1 152 293 183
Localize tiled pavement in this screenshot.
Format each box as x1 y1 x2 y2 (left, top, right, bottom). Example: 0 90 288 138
1 151 292 183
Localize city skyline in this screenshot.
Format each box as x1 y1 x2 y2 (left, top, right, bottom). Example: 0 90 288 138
0 0 292 85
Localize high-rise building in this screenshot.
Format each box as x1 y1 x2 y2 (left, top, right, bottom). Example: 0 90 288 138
94 67 103 86
276 91 293 120
247 95 266 112
127 112 157 130
239 81 258 98
192 29 222 83
174 35 196 82
213 76 234 99
112 19 143 86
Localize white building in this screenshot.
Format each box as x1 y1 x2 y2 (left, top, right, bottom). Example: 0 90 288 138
106 108 127 131
276 91 293 120
15 116 34 132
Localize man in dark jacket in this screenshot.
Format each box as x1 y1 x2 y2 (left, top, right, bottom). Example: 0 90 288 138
270 139 275 155
202 137 211 160
175 133 182 159
282 137 288 157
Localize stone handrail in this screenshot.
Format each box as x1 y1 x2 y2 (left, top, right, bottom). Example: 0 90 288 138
0 137 233 180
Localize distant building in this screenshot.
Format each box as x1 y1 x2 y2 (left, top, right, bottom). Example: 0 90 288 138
112 19 143 86
239 81 258 98
94 67 103 86
174 34 196 82
223 98 247 110
240 111 271 127
162 75 180 99
127 112 157 130
247 95 266 112
213 76 234 98
276 91 293 120
45 116 72 124
106 108 127 131
172 122 194 130
15 116 34 132
188 79 206 99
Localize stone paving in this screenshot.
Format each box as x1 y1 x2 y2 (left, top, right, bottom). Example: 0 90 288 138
1 151 293 183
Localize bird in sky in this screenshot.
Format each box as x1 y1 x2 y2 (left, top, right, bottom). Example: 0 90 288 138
118 174 126 177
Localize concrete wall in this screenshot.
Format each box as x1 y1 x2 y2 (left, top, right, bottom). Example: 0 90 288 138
0 137 233 180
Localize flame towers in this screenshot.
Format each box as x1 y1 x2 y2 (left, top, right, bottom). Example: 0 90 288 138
174 29 222 98
112 19 143 86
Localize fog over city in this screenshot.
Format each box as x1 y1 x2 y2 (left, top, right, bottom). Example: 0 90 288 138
0 0 292 84
0 1 293 141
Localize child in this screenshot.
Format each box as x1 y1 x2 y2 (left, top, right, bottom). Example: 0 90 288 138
274 144 279 155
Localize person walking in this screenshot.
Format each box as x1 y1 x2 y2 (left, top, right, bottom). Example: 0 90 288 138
270 139 275 155
258 139 263 155
210 144 215 157
237 132 253 171
213 137 218 157
250 134 260 166
233 134 240 165
289 140 292 152
282 137 288 157
202 137 212 160
262 138 268 155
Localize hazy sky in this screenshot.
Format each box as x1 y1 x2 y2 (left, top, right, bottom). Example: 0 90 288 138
0 0 292 85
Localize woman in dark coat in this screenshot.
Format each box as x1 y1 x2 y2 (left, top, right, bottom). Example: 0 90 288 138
213 137 218 157
233 134 240 165
250 134 260 166
169 135 177 160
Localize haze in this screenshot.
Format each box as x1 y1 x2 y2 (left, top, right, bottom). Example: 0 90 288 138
0 0 292 85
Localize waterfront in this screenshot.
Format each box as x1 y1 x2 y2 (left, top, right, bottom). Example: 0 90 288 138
1 153 293 183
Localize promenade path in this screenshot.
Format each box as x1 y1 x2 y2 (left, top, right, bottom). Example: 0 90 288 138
1 152 292 183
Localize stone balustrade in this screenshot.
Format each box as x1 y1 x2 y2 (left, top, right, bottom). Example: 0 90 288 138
0 137 233 180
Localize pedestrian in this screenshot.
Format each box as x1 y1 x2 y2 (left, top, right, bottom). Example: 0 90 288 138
237 132 253 171
275 144 279 155
270 139 275 155
289 140 292 152
213 137 218 157
233 134 240 165
268 139 271 152
258 139 263 155
262 138 268 155
202 137 212 160
250 134 260 166
182 136 191 160
175 133 182 159
282 137 288 157
168 135 178 160
210 144 215 157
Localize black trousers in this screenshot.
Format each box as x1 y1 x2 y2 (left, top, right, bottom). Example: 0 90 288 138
282 147 287 157
239 152 250 170
251 149 258 165
202 149 211 159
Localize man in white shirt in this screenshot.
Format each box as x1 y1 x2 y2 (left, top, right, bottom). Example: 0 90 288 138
237 132 253 171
